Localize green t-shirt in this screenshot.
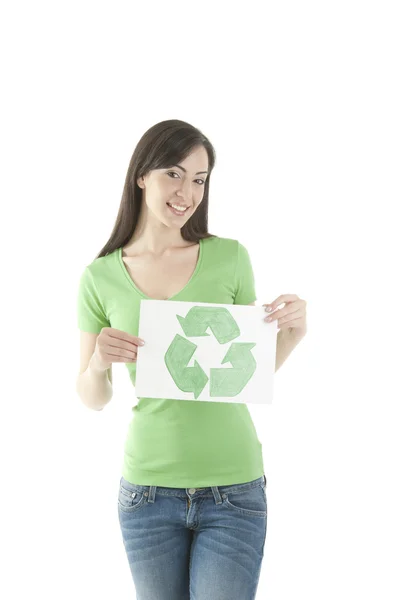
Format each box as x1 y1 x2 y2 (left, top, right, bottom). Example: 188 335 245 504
77 235 264 487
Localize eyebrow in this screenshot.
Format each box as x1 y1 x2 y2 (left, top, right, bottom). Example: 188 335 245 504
171 164 209 175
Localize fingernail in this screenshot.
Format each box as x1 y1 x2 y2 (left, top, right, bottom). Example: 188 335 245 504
265 306 272 312
139 340 145 345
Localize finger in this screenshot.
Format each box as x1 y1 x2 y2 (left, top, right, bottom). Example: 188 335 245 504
265 308 303 323
107 329 145 346
262 303 273 312
263 294 299 312
278 315 304 330
265 305 302 321
265 298 303 317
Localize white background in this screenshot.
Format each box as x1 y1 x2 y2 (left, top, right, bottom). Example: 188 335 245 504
1 1 399 598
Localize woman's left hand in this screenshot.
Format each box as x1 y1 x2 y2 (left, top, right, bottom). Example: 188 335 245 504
263 294 307 340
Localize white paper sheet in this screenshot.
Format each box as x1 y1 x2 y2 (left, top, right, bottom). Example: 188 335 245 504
135 300 278 404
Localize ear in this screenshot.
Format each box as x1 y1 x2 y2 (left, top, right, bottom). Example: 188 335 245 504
137 176 144 189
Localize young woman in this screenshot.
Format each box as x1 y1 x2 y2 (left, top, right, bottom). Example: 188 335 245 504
76 119 306 599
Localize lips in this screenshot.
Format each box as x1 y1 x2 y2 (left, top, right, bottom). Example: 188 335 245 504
166 202 189 215
167 202 188 210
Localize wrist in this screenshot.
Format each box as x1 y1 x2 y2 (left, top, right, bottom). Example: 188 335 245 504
89 352 110 373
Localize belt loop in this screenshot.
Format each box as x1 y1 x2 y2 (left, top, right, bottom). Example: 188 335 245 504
147 485 156 503
264 474 267 486
211 485 223 505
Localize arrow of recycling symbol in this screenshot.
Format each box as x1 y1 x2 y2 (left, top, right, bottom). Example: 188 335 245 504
164 306 256 399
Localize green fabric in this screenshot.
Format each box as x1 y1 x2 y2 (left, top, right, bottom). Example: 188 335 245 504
77 235 264 487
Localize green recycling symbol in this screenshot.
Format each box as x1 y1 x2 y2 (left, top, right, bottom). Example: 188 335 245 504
164 306 257 399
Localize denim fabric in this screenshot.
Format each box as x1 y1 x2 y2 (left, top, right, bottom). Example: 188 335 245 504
118 474 267 599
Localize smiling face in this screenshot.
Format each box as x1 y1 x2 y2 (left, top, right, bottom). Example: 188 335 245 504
136 145 209 227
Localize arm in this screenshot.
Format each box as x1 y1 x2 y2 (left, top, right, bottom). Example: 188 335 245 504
76 331 113 411
275 328 303 372
76 267 113 411
76 352 113 411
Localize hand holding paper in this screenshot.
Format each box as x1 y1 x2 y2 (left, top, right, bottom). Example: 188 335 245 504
92 327 145 371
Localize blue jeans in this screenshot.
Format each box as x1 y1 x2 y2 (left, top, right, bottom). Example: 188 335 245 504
118 474 267 600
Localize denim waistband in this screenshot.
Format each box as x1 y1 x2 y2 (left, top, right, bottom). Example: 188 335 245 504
120 474 267 505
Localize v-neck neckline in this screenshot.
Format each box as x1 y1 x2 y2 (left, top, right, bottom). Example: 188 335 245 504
117 238 204 301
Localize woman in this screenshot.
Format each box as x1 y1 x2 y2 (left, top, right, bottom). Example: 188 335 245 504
76 119 306 600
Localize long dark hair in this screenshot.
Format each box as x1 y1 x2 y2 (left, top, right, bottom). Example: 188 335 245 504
95 119 217 260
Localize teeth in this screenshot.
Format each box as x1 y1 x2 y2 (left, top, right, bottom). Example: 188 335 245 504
169 204 187 211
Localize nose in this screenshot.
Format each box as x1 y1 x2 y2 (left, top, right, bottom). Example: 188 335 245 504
177 178 192 199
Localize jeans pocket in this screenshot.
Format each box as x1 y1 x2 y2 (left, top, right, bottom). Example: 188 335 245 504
262 484 267 510
118 482 147 513
224 484 267 518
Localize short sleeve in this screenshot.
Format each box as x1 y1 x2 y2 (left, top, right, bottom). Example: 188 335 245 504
77 266 110 333
234 241 257 305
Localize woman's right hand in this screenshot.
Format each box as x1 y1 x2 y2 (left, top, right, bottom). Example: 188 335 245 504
91 327 145 371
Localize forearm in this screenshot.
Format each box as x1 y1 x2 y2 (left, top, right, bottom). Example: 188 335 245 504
275 329 304 372
76 354 113 411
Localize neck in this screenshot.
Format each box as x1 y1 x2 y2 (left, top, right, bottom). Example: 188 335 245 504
124 200 194 256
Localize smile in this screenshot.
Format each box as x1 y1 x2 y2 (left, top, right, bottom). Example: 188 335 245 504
166 202 189 216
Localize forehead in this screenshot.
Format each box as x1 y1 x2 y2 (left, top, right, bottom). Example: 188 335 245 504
170 146 208 172
181 145 208 164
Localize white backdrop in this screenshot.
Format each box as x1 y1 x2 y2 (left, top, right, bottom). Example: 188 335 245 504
2 1 399 598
